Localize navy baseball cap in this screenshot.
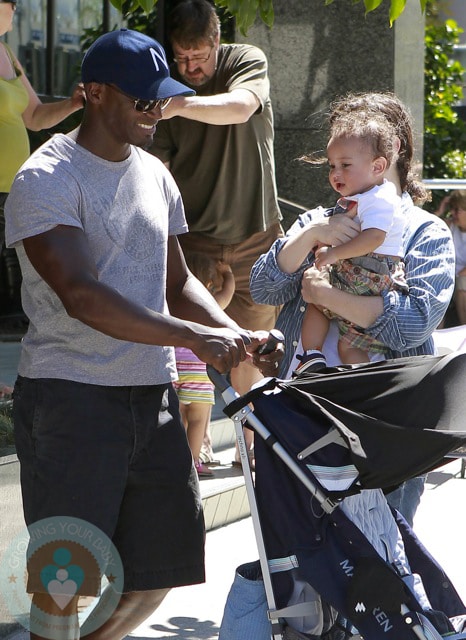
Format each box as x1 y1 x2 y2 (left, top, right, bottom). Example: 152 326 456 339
81 29 194 101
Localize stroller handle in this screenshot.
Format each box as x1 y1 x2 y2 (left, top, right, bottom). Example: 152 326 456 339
206 365 230 392
256 328 285 355
207 329 285 391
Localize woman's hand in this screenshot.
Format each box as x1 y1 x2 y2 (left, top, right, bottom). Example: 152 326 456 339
247 329 285 376
301 265 332 306
250 341 285 377
70 83 86 111
321 210 360 247
301 265 383 328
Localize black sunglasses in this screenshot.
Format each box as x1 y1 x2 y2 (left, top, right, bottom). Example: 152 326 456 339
105 84 171 113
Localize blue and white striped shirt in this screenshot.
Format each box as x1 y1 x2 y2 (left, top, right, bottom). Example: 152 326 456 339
250 193 455 378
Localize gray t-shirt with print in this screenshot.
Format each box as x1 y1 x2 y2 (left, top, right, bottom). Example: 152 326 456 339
5 133 188 386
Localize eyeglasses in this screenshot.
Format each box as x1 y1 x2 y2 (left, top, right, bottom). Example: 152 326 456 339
105 84 171 113
173 46 214 65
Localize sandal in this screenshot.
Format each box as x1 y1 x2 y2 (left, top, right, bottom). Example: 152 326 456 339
198 451 222 466
195 460 214 478
199 443 220 465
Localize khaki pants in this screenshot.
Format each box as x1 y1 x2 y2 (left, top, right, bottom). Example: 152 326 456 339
179 224 283 332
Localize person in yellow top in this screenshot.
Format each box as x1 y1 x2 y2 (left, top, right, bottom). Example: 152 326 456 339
0 0 84 310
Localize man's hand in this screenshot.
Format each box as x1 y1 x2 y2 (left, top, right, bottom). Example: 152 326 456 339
189 327 285 375
159 95 186 120
190 327 247 373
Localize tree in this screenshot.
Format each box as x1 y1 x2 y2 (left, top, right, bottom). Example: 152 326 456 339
424 14 466 210
110 0 428 35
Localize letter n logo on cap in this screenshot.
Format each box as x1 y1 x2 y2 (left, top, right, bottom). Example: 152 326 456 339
150 47 169 72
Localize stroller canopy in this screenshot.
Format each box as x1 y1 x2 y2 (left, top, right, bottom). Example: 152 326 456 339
235 352 466 492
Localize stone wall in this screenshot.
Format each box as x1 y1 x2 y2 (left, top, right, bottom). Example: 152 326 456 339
237 0 425 223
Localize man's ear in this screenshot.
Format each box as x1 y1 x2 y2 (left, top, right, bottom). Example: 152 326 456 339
84 82 104 105
373 156 388 177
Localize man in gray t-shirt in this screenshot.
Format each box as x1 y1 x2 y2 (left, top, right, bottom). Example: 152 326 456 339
5 29 273 640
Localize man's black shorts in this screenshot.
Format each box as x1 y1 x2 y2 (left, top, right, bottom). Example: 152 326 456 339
13 376 205 592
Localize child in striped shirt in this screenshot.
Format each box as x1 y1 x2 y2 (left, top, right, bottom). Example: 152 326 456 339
173 252 235 477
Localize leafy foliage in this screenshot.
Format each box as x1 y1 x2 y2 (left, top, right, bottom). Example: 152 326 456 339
325 0 426 27
424 16 466 209
214 0 274 36
106 0 425 36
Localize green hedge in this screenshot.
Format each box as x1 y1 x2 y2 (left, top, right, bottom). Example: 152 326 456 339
424 15 466 211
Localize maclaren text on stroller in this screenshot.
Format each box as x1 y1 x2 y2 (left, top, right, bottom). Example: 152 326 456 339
210 350 466 640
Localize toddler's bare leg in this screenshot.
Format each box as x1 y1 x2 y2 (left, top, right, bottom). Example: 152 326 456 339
338 339 370 364
301 304 330 351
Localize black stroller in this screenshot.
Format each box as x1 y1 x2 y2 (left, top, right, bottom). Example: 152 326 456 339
210 348 466 640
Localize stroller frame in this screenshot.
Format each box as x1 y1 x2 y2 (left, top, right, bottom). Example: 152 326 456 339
208 364 466 640
214 373 337 640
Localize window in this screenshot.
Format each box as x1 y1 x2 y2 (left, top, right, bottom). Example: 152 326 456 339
4 0 122 97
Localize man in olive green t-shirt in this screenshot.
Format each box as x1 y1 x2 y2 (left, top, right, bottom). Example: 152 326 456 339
151 1 283 460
